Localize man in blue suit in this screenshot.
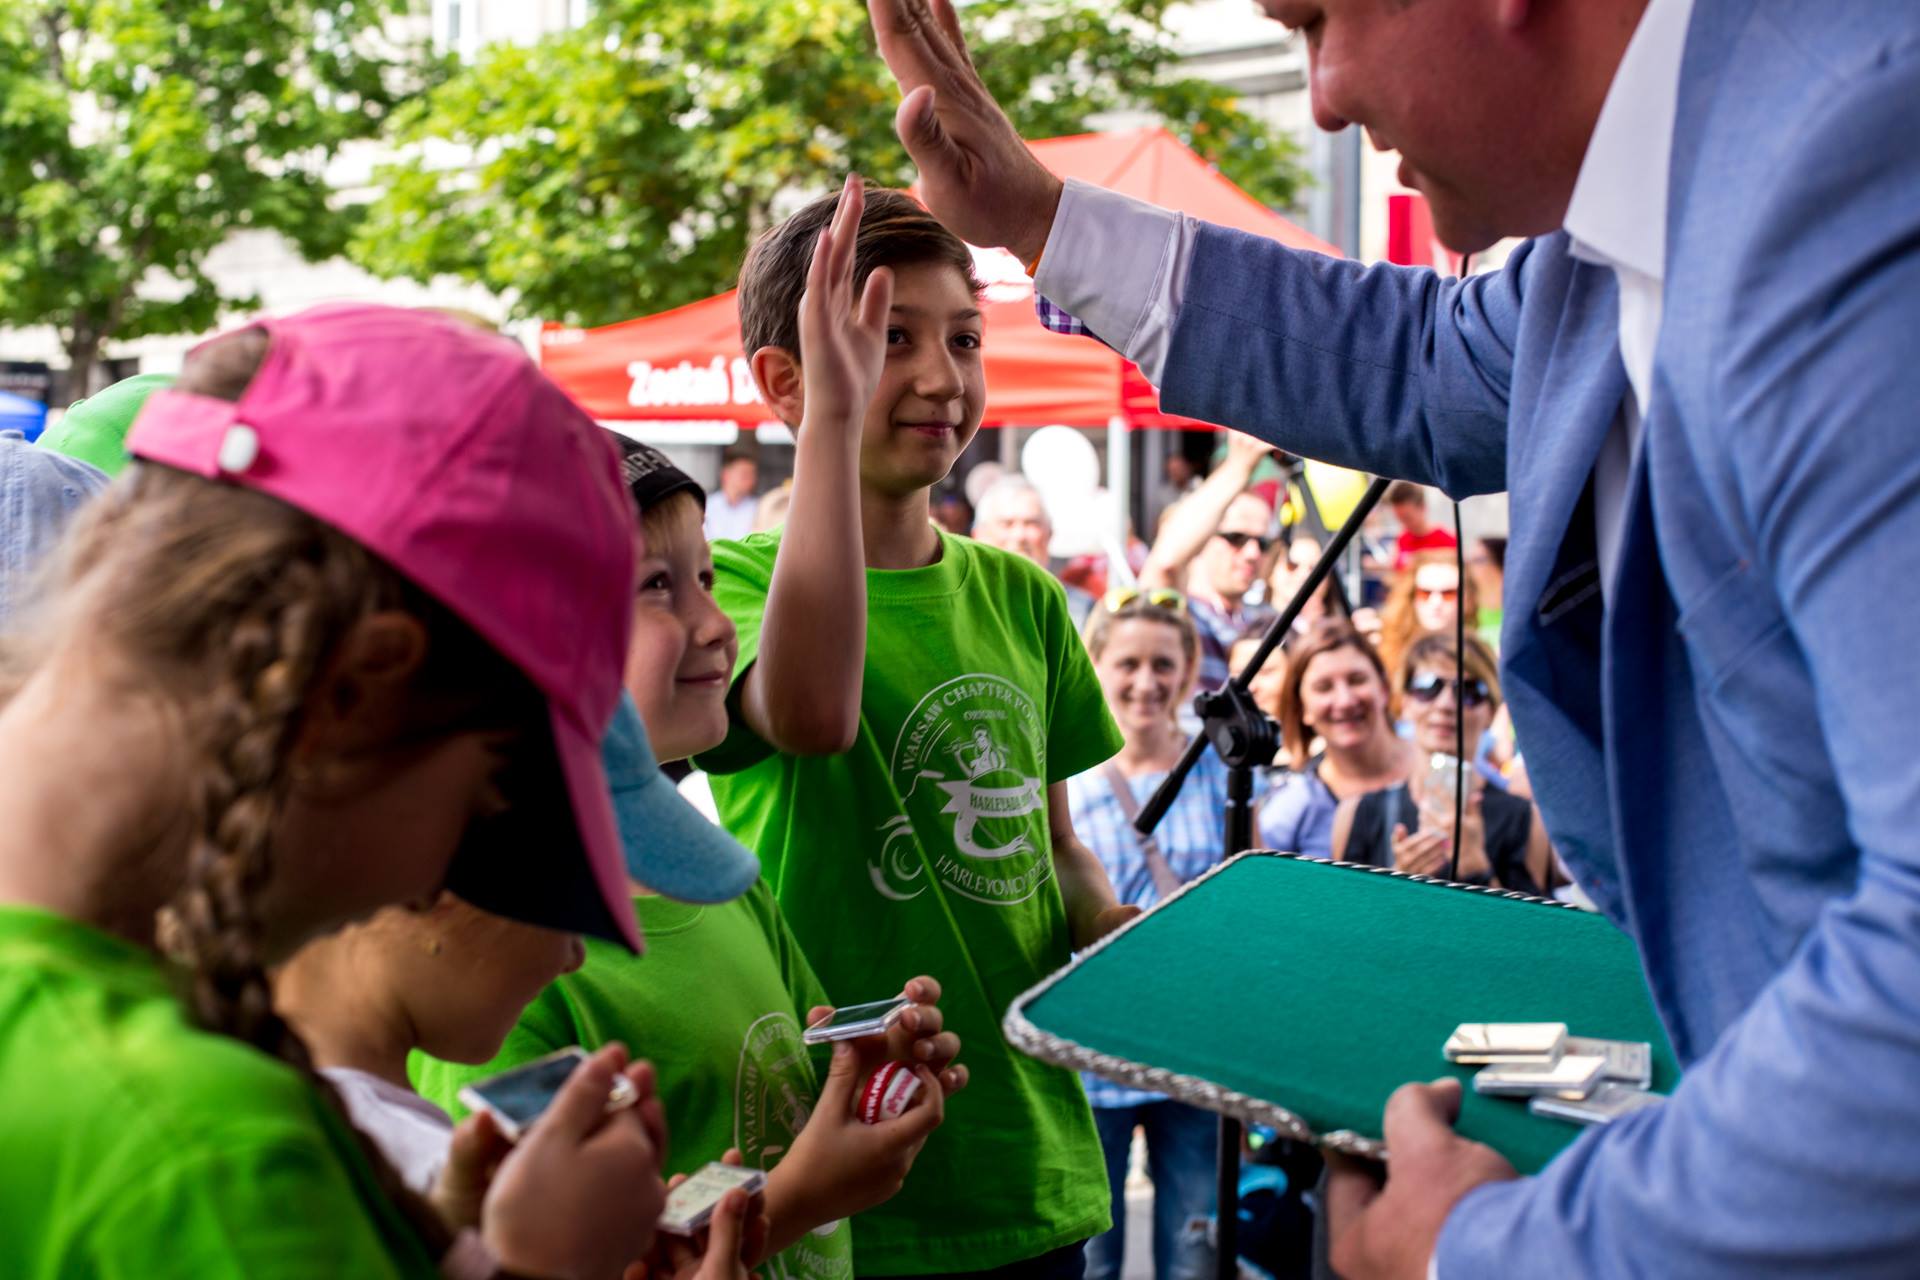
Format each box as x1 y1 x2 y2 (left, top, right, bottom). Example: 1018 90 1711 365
870 0 1920 1274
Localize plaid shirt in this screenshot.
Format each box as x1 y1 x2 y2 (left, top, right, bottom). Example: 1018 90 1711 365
1188 595 1278 692
1035 293 1100 341
1067 747 1232 1109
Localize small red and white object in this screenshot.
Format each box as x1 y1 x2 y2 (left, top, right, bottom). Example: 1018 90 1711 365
858 1062 923 1125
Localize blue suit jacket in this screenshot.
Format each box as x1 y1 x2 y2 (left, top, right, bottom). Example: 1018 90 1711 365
1155 3 1920 1272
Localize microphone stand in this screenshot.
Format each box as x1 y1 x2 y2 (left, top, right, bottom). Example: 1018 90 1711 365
1134 473 1391 1280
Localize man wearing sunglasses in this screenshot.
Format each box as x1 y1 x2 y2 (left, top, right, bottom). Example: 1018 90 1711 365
1139 431 1278 693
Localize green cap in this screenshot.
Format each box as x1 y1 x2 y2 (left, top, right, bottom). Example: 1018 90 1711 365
37 373 175 477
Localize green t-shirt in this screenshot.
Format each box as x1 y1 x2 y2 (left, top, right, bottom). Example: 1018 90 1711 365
0 905 437 1280
412 881 853 1280
699 529 1125 1274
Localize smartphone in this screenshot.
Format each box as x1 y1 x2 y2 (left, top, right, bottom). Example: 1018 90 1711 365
1420 752 1465 827
658 1161 768 1236
802 996 912 1045
457 1046 638 1142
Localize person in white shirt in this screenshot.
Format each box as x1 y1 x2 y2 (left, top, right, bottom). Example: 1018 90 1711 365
703 450 761 541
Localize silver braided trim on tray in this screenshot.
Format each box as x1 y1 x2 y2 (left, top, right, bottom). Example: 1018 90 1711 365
1004 849 1585 1164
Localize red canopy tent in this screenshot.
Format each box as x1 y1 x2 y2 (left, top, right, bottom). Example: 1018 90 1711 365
539 128 1340 429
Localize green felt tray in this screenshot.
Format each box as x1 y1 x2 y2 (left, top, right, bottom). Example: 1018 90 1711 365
1006 851 1678 1173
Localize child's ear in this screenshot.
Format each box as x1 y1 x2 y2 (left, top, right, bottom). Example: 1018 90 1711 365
749 345 804 429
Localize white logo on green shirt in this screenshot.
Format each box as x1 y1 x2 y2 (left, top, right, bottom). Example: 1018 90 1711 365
734 1013 855 1279
875 674 1052 906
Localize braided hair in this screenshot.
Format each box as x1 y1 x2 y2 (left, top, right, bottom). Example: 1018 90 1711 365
8 328 538 1261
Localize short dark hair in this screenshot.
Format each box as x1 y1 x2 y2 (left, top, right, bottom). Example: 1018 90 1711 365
737 187 981 363
1386 480 1425 507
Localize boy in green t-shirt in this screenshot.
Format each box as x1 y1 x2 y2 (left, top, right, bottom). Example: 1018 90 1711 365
701 176 1134 1276
415 438 970 1280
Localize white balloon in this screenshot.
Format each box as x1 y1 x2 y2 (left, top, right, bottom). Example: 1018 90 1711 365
1021 426 1101 500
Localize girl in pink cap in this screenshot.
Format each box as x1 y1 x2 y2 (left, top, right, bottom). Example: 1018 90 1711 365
0 308 676 1278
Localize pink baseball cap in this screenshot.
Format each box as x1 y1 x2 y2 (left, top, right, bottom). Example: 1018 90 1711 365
128 303 643 950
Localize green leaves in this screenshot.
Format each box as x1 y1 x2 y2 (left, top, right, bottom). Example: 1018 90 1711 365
0 0 424 383
353 0 1308 328
2 0 1308 384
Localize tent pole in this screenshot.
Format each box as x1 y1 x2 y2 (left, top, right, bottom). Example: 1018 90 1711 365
1106 415 1131 564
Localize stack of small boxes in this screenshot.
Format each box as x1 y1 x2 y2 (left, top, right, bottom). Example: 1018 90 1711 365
1443 1023 1663 1126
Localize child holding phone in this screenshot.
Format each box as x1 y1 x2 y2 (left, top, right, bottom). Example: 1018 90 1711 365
698 177 1133 1276
413 431 967 1280
0 306 664 1278
277 704 765 1273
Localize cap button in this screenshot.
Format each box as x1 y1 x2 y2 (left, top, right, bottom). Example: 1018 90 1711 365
217 423 260 474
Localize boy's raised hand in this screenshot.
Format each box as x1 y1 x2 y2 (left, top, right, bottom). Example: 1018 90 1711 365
799 174 894 437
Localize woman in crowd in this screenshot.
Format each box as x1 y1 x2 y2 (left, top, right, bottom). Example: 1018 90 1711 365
1256 622 1414 859
0 307 667 1278
1376 548 1480 682
1330 633 1551 893
1467 535 1507 649
1070 589 1226 1280
1228 632 1288 724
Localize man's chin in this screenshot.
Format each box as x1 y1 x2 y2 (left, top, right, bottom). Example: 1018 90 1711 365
1424 197 1506 259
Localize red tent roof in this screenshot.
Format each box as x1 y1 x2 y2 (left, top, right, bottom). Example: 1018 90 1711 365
540 128 1338 427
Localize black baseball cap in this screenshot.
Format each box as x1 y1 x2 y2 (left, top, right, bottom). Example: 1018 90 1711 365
607 432 706 513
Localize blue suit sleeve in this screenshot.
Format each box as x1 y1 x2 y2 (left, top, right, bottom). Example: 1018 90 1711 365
1157 227 1525 499
1439 45 1920 1278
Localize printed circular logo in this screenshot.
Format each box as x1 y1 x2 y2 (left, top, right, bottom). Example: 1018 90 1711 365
873 673 1052 905
735 1013 852 1279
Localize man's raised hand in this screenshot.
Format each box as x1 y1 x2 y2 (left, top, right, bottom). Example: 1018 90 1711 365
867 0 1064 263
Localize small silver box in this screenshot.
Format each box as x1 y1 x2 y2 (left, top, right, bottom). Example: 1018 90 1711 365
1528 1082 1664 1126
1563 1036 1654 1089
1473 1053 1607 1098
1443 1022 1568 1065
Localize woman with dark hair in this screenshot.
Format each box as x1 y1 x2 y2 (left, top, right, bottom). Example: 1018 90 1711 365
1255 622 1415 858
1331 632 1552 892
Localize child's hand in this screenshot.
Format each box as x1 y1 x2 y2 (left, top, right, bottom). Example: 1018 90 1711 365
481 1043 668 1280
626 1151 769 1280
808 976 969 1095
798 173 895 437
431 1107 514 1231
770 1041 948 1235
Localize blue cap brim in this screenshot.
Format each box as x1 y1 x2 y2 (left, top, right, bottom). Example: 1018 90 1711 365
602 693 759 904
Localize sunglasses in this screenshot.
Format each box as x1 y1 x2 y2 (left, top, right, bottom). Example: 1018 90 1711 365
1217 531 1275 553
1415 586 1459 602
1104 587 1187 614
1405 672 1492 708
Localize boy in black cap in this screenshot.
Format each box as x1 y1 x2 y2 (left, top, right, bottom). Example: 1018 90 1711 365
414 435 970 1280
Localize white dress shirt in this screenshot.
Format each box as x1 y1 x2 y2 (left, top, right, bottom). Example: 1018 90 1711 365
1033 4 1696 1272
1034 0 1695 603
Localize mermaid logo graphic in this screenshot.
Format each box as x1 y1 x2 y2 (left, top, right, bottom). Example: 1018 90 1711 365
872 673 1052 905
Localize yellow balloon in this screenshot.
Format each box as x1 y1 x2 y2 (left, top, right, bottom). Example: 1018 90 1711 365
1302 460 1372 528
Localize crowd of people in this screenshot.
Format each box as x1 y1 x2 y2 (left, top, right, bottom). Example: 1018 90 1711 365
5 0 1916 1276
0 130 1550 1278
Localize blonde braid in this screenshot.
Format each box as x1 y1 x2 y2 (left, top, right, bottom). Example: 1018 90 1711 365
160 515 457 1260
